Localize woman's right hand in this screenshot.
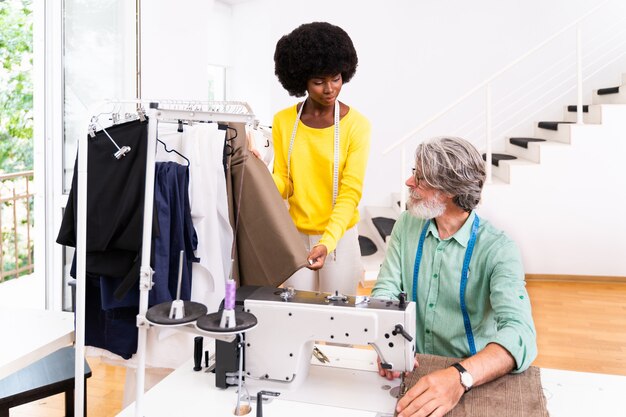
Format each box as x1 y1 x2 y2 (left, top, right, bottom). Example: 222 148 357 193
306 245 328 270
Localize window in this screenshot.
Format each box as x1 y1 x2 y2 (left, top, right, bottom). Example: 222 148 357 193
62 0 136 192
207 64 226 101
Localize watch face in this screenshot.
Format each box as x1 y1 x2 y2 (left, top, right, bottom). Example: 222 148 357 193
461 371 474 388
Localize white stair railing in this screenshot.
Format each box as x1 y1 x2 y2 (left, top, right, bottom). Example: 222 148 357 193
383 0 625 210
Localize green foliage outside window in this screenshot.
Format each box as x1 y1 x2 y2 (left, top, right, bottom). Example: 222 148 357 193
0 0 33 173
0 0 33 282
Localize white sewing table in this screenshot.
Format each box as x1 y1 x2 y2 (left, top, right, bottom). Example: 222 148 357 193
117 344 626 417
0 308 75 380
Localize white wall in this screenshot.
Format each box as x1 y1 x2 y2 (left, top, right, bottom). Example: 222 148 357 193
142 0 623 203
479 105 626 276
139 0 626 276
141 0 232 100
226 0 625 207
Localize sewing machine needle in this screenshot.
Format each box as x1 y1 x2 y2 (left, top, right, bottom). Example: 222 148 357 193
400 373 406 397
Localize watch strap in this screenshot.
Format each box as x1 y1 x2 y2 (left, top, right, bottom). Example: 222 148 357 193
451 362 472 392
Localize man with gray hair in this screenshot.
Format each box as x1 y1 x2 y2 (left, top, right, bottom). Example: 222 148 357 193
372 136 537 417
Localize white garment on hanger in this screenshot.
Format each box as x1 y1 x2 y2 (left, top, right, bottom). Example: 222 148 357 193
157 122 233 312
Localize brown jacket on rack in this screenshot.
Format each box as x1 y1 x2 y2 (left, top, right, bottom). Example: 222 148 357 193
225 122 308 287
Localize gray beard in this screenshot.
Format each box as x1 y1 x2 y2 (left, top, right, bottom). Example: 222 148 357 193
407 191 446 219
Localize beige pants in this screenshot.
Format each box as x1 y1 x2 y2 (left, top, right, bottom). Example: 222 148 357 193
282 226 363 295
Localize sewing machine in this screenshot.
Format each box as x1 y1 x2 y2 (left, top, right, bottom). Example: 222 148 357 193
213 286 416 397
122 284 626 416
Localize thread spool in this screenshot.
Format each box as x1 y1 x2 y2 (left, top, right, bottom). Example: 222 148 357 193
224 279 236 310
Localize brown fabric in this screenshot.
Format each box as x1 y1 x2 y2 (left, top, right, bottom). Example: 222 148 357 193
398 354 549 417
225 122 308 287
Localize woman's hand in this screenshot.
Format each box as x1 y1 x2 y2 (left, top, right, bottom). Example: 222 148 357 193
246 129 262 159
249 147 261 158
306 245 328 270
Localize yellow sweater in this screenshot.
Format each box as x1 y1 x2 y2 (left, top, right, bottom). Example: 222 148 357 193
272 104 371 253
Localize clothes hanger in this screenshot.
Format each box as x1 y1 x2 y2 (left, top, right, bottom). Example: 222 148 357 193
157 138 190 166
88 114 132 159
220 123 238 157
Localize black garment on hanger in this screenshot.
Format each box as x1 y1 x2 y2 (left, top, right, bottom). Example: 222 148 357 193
57 118 155 290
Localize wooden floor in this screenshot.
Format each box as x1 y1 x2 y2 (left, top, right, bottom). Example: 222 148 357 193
526 280 626 375
10 280 626 417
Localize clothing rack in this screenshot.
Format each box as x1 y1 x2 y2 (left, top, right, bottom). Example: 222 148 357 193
74 100 255 416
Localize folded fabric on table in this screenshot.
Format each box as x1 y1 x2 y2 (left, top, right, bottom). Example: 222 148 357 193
399 353 549 417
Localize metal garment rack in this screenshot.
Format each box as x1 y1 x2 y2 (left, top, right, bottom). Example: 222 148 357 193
74 100 255 417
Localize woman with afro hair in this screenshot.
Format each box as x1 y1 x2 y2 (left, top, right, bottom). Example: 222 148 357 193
271 22 371 295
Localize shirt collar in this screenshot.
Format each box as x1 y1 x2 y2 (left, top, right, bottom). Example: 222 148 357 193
427 211 477 248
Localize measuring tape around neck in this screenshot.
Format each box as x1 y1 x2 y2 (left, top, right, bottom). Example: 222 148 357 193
287 98 340 207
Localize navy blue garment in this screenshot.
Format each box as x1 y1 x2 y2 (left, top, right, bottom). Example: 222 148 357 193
84 273 138 359
100 162 199 310
150 162 199 305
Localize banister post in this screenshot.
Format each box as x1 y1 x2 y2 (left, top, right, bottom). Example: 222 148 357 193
576 23 584 125
400 144 407 212
486 84 492 184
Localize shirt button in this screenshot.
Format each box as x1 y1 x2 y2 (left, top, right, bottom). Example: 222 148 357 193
437 247 443 252
433 273 438 278
429 303 434 308
425 329 431 334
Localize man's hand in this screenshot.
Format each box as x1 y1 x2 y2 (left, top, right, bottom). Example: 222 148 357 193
395 366 464 417
377 356 420 381
306 245 328 270
377 356 401 380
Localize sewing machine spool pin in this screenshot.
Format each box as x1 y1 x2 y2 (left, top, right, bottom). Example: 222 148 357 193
145 252 209 327
398 292 407 308
280 286 295 301
325 290 348 303
168 251 186 319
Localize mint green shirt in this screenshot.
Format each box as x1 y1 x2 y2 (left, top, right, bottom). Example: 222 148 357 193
371 211 537 372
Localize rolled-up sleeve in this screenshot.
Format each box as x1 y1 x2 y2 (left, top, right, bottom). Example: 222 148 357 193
488 240 537 372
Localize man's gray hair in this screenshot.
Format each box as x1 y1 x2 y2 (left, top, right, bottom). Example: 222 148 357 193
414 136 486 212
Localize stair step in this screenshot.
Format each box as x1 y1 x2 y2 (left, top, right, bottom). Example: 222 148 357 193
566 105 589 113
509 137 546 149
395 199 407 211
482 153 516 167
537 121 574 131
371 217 396 243
358 235 377 257
597 86 620 95
357 217 386 286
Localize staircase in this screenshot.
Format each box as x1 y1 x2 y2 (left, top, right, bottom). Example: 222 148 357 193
358 72 626 286
357 198 402 287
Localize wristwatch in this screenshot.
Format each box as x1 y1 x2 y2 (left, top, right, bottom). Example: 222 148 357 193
451 362 474 392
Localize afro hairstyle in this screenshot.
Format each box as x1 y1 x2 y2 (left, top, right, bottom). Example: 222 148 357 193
274 22 358 97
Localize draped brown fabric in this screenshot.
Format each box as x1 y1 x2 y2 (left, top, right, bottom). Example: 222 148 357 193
225 122 308 287
398 354 549 417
